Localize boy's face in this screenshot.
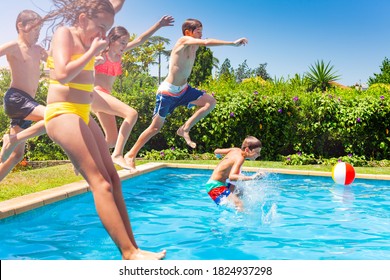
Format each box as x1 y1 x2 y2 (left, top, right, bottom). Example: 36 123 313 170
246 147 261 161
189 27 203 39
19 20 42 45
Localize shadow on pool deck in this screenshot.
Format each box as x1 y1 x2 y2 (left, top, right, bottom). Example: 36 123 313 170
1 162 389 219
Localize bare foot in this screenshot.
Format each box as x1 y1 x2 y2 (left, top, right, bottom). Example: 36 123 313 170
0 134 17 162
123 155 137 171
127 249 166 260
140 249 166 259
177 126 196 148
112 155 136 171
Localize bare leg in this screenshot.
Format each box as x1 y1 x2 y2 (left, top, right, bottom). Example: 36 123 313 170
0 125 27 182
177 94 216 148
46 114 165 259
1 120 45 162
92 90 138 170
124 116 165 169
0 105 46 162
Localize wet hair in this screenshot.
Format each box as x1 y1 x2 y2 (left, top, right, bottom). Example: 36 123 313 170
241 136 262 151
43 0 115 32
16 10 42 33
182 18 202 35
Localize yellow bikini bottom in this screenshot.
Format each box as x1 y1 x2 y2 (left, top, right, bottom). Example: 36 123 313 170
44 102 91 125
49 79 94 92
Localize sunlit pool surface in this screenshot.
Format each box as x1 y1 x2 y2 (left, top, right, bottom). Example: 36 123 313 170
0 167 389 260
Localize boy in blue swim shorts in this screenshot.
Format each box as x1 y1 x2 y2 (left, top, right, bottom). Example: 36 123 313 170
125 18 248 169
206 136 262 211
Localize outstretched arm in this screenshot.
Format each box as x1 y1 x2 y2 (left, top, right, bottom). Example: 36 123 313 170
182 37 248 47
124 15 174 51
110 0 125 13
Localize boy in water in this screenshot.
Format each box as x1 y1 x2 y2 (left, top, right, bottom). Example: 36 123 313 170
125 18 248 169
0 10 47 181
207 136 262 211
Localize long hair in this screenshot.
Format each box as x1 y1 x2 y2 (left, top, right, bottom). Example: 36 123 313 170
40 0 115 47
107 26 129 44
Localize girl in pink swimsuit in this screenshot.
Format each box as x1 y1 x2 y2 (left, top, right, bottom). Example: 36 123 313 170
92 15 174 170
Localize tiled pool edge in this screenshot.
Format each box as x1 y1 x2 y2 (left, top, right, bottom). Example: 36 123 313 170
1 162 389 219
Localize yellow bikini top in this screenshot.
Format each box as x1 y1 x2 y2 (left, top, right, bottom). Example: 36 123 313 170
46 54 95 71
47 54 95 92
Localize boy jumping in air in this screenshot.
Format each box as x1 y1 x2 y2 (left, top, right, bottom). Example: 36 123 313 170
125 18 248 169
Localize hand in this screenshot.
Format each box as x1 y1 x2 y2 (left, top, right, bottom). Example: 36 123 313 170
233 38 248 46
251 172 265 180
95 54 105 66
158 15 175 27
90 37 108 55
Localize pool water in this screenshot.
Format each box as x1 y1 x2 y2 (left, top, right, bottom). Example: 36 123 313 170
0 168 389 260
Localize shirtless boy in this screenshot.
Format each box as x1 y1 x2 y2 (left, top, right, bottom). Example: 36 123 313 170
206 136 262 211
125 18 248 169
0 10 47 181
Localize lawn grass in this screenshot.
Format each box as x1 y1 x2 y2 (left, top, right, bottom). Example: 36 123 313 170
1 160 389 202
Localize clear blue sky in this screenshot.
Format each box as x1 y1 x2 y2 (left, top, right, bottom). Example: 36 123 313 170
1 0 389 86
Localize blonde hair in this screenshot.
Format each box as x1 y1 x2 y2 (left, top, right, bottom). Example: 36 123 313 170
241 136 262 151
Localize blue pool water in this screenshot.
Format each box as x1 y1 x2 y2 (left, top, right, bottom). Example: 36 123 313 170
0 167 389 260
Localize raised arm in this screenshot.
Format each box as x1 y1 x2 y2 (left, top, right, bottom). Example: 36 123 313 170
124 15 174 51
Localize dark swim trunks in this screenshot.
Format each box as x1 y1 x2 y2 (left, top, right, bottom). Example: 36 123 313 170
3 87 39 129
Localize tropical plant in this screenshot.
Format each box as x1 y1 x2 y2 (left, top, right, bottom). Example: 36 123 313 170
306 60 340 92
148 35 171 84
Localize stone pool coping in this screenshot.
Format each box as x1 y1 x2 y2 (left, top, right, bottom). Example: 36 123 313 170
1 162 389 220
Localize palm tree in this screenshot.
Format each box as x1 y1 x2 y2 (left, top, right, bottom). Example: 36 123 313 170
147 36 171 84
306 60 340 92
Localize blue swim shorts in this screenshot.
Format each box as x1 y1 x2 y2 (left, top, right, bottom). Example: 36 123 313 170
153 82 205 118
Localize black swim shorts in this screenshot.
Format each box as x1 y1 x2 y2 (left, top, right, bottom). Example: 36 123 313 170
3 87 40 129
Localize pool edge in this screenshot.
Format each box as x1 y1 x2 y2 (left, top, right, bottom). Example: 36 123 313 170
1 162 389 219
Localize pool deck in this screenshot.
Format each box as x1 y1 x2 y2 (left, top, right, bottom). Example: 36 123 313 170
1 162 389 220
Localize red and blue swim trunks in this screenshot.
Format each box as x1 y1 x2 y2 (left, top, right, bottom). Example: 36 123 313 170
205 179 232 205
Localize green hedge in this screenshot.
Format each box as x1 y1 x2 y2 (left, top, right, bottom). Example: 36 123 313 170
0 75 389 162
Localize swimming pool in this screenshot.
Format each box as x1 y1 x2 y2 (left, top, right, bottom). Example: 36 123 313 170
0 167 389 260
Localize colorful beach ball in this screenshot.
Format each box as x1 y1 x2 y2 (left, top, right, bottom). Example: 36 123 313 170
332 162 356 185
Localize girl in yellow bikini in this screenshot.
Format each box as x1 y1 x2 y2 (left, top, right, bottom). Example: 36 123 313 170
92 15 174 170
43 0 165 260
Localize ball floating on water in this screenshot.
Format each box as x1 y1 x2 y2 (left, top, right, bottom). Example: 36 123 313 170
332 162 356 185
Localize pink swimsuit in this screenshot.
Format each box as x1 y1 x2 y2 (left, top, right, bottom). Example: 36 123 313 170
94 54 123 94
95 54 123 77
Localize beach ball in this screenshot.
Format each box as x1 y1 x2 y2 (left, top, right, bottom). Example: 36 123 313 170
332 162 356 185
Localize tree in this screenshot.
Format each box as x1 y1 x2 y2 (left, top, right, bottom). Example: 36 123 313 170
306 60 340 92
368 57 390 85
188 46 216 87
218 58 234 79
147 36 171 84
235 59 252 82
254 63 271 81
